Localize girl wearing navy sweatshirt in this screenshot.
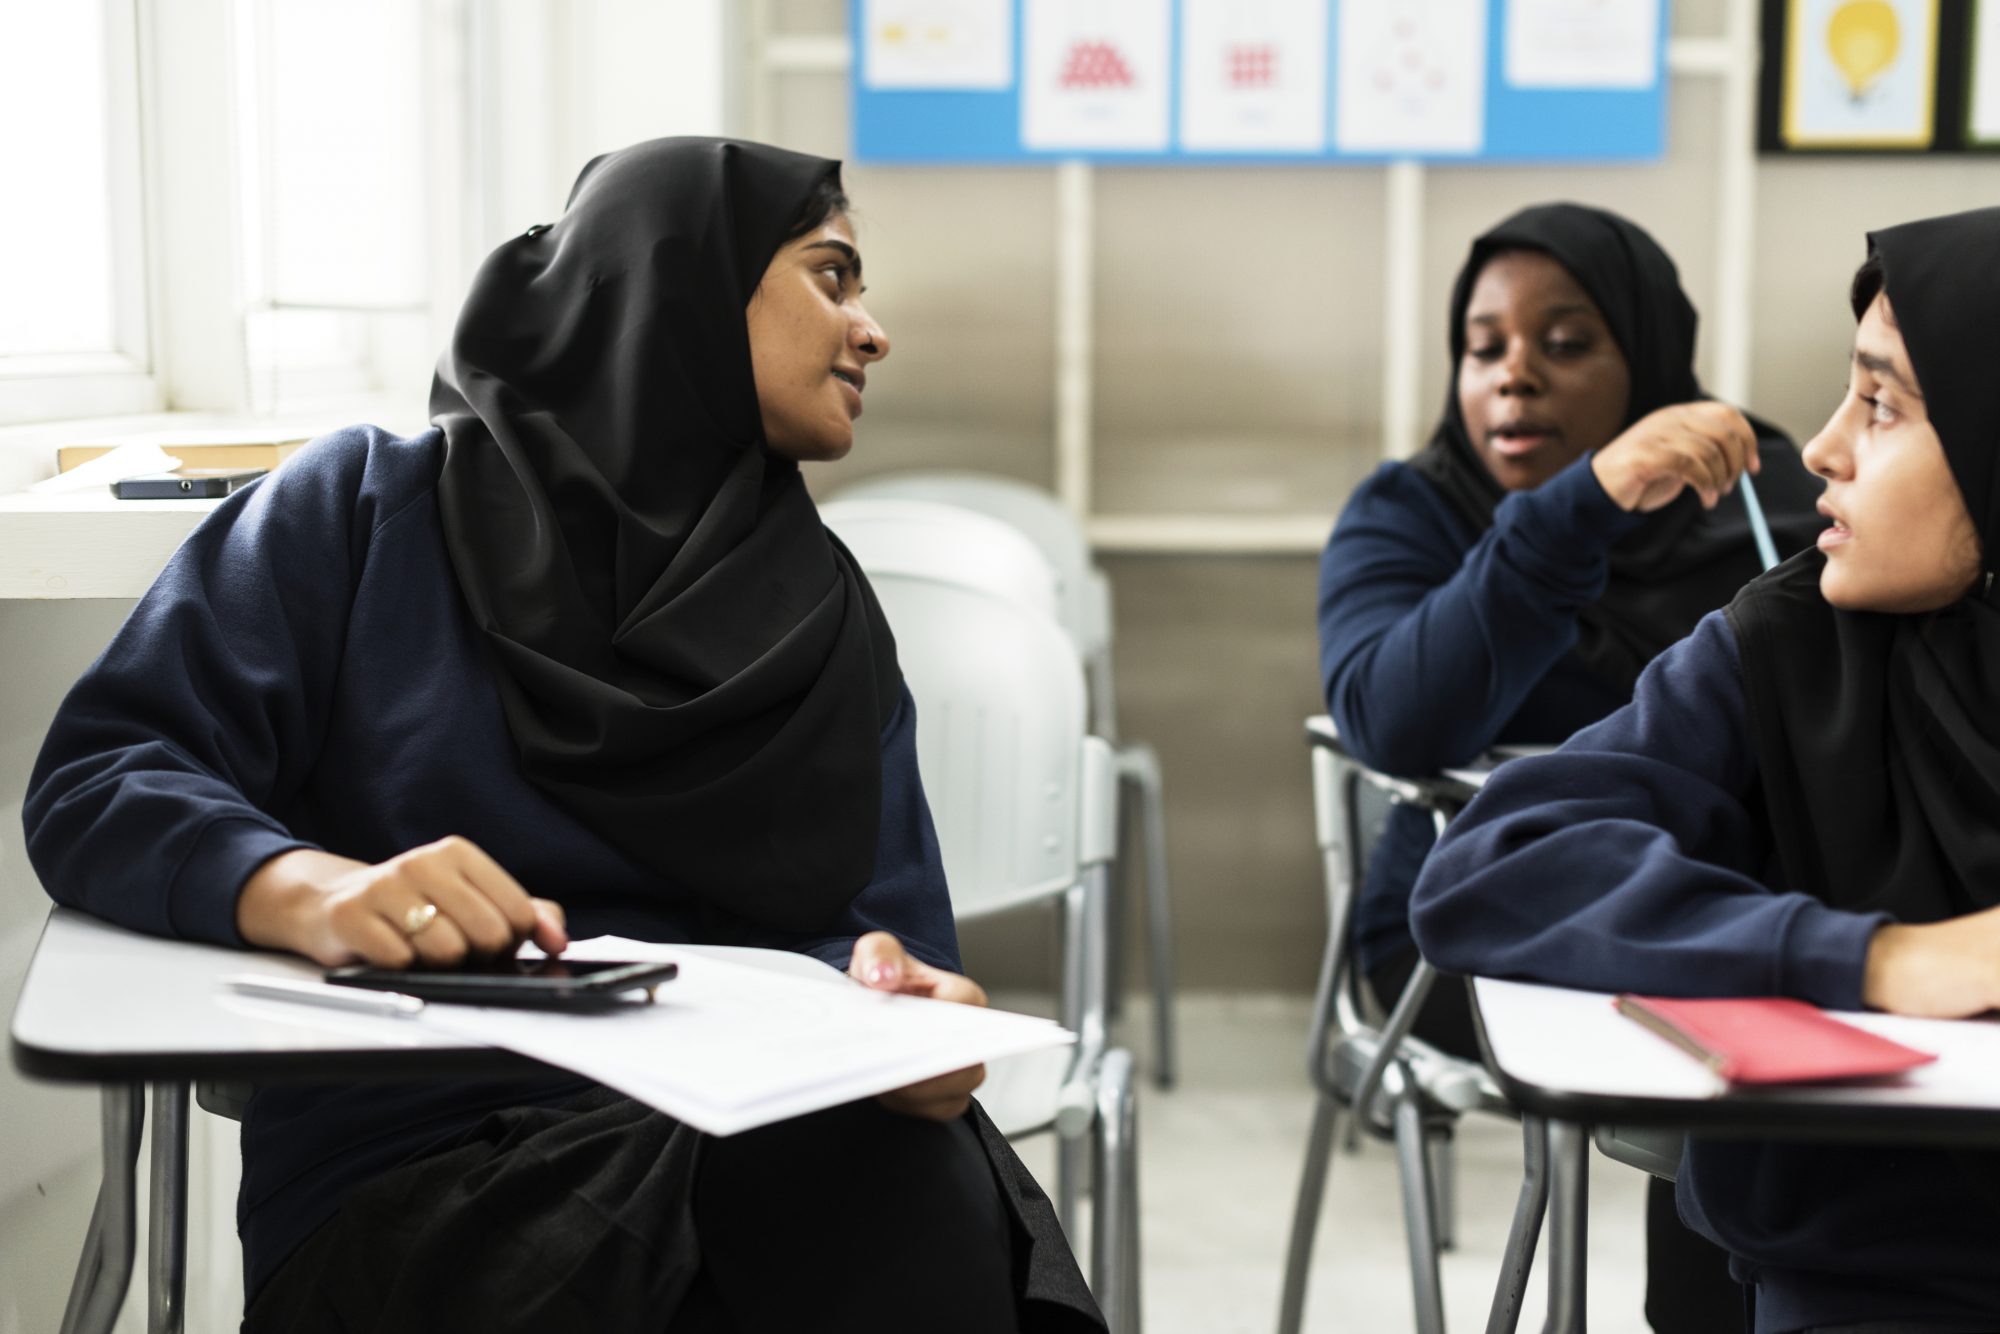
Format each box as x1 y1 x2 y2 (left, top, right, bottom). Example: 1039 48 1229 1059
1413 208 2000 1333
1317 203 1821 1331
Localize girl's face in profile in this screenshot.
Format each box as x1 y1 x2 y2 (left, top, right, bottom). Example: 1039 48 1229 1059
1804 292 1981 613
1456 249 1632 492
745 212 891 463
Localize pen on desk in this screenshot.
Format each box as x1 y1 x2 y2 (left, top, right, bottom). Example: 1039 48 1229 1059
222 973 425 1018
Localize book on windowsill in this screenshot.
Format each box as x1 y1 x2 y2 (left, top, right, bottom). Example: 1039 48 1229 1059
1614 995 1937 1085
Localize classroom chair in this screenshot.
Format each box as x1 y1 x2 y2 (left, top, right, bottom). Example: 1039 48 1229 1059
851 547 1142 1334
832 471 1179 1089
1277 717 1513 1334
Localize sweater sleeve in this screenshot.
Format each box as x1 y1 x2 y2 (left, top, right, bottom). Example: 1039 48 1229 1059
1408 611 1885 1010
770 684 963 977
1318 455 1643 775
22 429 401 947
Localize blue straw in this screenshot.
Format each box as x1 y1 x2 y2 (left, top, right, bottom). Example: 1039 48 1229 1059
1740 473 1780 572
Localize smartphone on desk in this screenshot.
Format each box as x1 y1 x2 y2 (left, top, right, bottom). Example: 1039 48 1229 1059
110 468 268 499
327 957 678 1010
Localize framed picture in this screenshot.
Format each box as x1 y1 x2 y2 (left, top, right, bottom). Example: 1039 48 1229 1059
1755 0 1987 154
1966 0 2000 146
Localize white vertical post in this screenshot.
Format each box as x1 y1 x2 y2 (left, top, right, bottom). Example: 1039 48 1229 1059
1055 159 1095 519
1381 159 1426 460
1709 0 1759 406
744 0 774 141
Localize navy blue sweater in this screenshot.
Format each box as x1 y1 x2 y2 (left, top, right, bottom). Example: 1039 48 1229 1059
1318 455 1641 971
1411 611 2000 1333
22 426 961 1298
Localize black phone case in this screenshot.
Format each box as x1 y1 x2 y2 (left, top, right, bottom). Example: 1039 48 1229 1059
326 959 678 1010
110 470 266 499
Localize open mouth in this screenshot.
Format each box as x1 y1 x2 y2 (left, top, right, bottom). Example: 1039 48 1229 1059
1489 423 1558 459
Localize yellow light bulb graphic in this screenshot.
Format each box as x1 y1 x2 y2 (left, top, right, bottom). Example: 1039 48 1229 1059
1826 0 1901 99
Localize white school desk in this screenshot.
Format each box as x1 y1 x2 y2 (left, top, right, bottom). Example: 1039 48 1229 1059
1469 976 2000 1334
9 906 834 1334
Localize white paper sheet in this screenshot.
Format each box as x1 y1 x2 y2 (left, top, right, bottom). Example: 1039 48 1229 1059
1505 0 1659 90
1334 0 1486 156
417 940 1076 1136
1782 0 1936 148
28 443 183 495
863 0 1013 91
1021 0 1172 152
1178 0 1329 153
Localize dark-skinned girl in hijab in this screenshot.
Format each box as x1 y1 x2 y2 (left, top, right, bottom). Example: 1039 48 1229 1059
1316 202 1822 1332
1413 206 2000 1333
23 138 1105 1334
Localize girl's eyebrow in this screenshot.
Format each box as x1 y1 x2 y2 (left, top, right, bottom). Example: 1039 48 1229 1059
1854 349 1924 400
803 239 863 283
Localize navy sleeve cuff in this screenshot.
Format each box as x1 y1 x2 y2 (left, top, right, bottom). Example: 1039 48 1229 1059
167 818 316 948
1777 897 1889 1011
1498 453 1645 565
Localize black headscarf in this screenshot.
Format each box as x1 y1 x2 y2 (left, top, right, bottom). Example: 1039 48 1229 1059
430 137 902 934
1410 203 1823 692
1728 208 2000 926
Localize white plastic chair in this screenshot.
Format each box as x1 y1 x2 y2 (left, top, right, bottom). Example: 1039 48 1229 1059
834 471 1179 1090
852 557 1141 1334
817 497 1060 624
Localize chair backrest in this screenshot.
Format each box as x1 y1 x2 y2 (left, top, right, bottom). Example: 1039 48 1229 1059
820 496 1062 626
866 572 1096 918
832 472 1107 657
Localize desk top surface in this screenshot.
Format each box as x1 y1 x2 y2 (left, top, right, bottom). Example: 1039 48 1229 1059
1472 976 2000 1139
10 908 828 1084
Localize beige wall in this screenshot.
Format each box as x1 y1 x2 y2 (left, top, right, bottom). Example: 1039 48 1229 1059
778 3 2000 992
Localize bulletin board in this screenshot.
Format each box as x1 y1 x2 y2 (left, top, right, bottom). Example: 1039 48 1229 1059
1757 0 2000 153
852 0 1669 165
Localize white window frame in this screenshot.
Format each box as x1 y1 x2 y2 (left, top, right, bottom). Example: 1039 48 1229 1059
0 0 164 426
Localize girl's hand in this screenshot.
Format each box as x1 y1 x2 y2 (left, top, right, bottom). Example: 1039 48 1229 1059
1590 401 1760 513
236 837 568 968
849 931 989 1121
1864 907 2000 1018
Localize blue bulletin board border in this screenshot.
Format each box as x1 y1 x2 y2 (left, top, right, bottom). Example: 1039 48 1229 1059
851 0 1668 165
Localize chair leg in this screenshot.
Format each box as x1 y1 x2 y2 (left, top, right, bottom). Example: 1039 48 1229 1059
1393 1081 1447 1334
61 1084 145 1334
1428 1123 1458 1252
1091 1049 1139 1334
1058 1134 1086 1245
1541 1121 1591 1334
1486 1115 1550 1334
1275 1089 1342 1334
1126 747 1177 1091
149 1082 190 1334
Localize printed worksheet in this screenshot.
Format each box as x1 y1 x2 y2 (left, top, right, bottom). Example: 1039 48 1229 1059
863 0 1013 90
1333 0 1486 155
1021 0 1172 152
1505 0 1660 90
1179 0 1329 153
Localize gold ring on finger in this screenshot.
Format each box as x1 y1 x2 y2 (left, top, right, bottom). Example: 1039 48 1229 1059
401 902 439 938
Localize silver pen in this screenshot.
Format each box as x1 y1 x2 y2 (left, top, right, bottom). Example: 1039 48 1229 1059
221 973 425 1018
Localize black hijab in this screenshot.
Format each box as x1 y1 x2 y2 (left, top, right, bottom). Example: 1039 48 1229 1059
1410 203 1823 693
1728 208 2000 926
430 137 902 934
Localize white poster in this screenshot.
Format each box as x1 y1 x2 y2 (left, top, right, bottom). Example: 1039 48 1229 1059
1505 0 1660 90
1021 0 1173 152
1781 0 1936 147
1179 0 1329 152
1967 0 2000 143
863 0 1012 90
1334 0 1487 155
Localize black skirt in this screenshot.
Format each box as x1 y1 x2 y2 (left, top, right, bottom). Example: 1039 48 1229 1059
242 1087 1105 1333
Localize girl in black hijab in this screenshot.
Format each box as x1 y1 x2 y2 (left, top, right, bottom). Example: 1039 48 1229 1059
24 138 1104 1332
1316 202 1823 1332
1412 206 2000 1331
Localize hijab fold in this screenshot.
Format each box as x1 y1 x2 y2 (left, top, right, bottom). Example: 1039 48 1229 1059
1411 203 1822 692
1729 208 2000 927
430 137 902 933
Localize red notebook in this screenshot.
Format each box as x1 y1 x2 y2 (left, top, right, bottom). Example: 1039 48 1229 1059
1614 995 1937 1085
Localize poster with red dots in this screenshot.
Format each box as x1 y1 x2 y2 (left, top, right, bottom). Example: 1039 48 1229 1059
1179 0 1329 153
1334 0 1487 155
1021 0 1173 151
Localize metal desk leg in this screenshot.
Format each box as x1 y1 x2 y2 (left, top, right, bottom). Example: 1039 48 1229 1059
60 1084 145 1334
1486 1114 1550 1334
1276 1089 1342 1334
1394 1079 1447 1334
1541 1121 1591 1334
149 1082 190 1334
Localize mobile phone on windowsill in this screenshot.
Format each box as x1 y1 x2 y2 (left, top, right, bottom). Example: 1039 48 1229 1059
110 468 268 499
